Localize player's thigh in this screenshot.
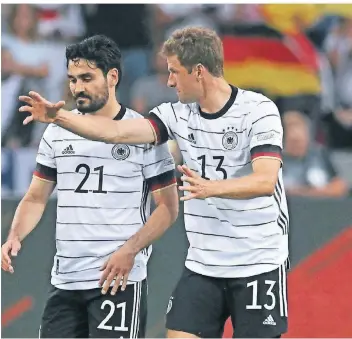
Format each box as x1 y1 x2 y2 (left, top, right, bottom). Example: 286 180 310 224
40 286 88 338
166 267 228 338
228 265 288 338
87 280 147 338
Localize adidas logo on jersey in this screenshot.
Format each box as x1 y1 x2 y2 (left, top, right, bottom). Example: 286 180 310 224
62 145 75 154
263 314 276 326
188 133 196 144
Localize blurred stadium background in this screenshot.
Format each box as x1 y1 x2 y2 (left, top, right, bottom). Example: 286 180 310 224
1 3 352 338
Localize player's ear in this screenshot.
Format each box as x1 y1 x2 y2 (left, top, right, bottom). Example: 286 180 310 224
194 63 204 81
107 68 119 87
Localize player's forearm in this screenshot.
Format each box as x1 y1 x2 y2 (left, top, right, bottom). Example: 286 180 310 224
207 172 276 199
123 202 178 256
8 197 47 242
54 109 156 145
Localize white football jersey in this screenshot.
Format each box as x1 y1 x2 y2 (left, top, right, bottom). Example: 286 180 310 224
148 86 289 278
35 106 175 290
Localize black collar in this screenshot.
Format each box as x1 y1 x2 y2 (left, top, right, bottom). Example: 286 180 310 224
113 104 127 120
199 85 238 120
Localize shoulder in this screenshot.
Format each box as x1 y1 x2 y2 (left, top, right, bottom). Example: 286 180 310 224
238 90 279 121
124 107 146 119
238 89 276 108
151 101 191 116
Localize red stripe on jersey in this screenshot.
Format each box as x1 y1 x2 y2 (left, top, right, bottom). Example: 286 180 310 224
251 152 282 160
150 177 177 192
33 171 56 182
147 118 160 145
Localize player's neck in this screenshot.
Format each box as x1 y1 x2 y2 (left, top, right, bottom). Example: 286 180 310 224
198 78 232 114
93 98 121 119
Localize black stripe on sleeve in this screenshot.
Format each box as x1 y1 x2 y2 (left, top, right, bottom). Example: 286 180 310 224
146 169 176 192
146 113 169 145
34 162 57 182
250 144 282 160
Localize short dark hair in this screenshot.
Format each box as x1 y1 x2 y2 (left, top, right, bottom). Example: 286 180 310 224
66 34 122 87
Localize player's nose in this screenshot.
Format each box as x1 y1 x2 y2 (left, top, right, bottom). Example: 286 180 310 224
167 79 176 88
74 81 85 94
167 74 176 88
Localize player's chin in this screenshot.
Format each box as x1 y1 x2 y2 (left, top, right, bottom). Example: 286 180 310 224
178 96 193 104
77 104 94 113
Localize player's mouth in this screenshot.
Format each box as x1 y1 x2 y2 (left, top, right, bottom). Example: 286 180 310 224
76 97 90 104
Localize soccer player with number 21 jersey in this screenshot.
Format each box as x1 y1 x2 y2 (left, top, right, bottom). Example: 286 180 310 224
16 27 289 338
2 35 178 338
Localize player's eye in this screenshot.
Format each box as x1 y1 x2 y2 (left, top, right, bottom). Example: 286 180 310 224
82 77 92 82
69 78 77 84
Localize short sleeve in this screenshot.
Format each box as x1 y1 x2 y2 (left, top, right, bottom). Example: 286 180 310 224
34 124 57 182
36 124 56 168
142 143 176 192
248 100 283 163
147 102 178 144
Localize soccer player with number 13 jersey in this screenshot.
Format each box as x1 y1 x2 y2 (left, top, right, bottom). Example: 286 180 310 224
18 27 289 338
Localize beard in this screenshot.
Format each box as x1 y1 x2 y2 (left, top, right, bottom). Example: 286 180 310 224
75 83 109 113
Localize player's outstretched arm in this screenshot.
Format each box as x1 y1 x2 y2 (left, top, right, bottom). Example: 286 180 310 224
19 91 156 145
1 176 55 273
178 158 281 200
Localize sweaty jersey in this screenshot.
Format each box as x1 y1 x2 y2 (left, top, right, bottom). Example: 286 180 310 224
35 106 176 290
148 86 289 278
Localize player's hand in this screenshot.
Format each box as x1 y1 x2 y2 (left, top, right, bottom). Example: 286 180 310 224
99 245 136 296
19 91 65 125
1 237 21 274
178 165 212 201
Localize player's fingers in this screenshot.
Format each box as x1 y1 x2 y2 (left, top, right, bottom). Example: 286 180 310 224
110 273 124 296
1 262 9 272
23 115 34 125
178 185 196 192
182 165 199 178
18 96 34 105
29 91 53 107
2 246 12 265
101 271 116 295
1 256 9 270
180 176 196 185
180 193 197 201
177 165 186 175
121 272 129 292
98 266 110 287
10 242 21 257
54 101 66 110
2 260 14 273
19 106 33 113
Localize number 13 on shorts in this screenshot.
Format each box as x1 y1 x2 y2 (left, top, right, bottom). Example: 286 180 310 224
246 280 276 311
245 267 288 317
234 265 288 337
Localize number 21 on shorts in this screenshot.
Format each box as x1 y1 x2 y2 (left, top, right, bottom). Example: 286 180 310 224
98 300 129 331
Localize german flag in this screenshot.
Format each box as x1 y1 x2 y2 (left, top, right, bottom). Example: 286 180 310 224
223 25 321 97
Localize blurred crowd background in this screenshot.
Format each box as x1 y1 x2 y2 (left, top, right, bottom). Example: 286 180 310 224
1 3 352 198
